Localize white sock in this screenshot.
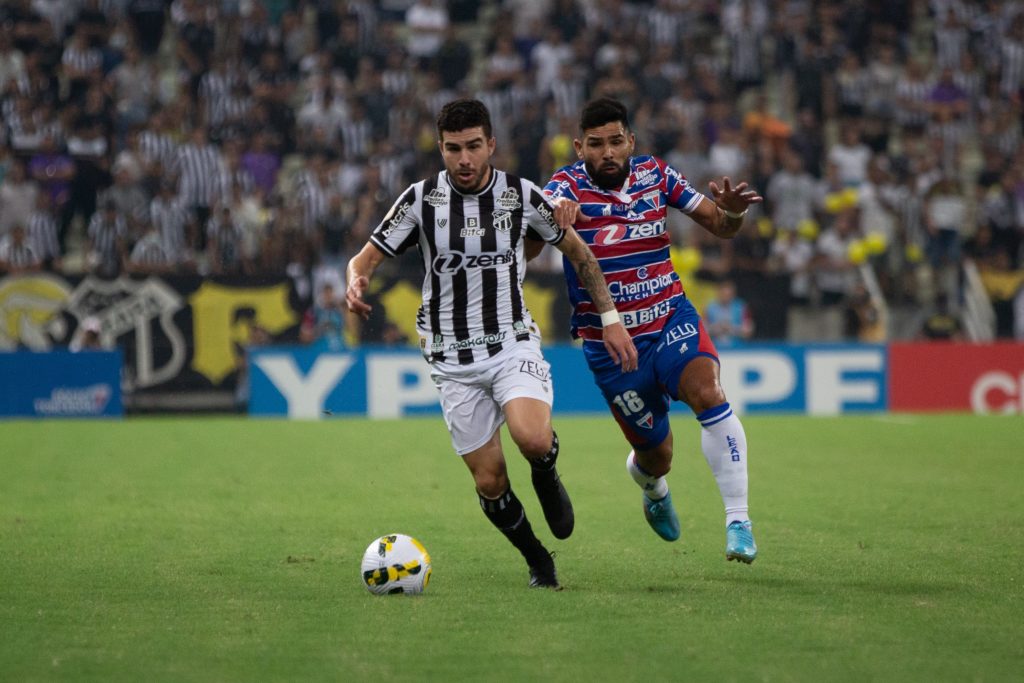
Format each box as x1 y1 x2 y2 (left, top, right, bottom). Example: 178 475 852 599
626 450 669 501
696 403 749 525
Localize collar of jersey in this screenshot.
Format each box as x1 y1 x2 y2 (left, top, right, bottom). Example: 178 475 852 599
576 158 635 203
443 167 497 196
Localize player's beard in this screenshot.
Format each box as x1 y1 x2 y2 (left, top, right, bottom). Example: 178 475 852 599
586 159 630 190
448 165 490 194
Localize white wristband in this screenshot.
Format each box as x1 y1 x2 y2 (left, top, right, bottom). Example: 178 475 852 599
724 208 747 219
600 309 621 327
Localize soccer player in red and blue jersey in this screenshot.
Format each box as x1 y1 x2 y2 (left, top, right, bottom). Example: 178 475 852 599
534 97 763 563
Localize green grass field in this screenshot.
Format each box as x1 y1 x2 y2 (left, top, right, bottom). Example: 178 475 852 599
1 415 1021 682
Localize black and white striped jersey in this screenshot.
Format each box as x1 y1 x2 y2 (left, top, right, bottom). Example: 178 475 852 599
370 169 565 365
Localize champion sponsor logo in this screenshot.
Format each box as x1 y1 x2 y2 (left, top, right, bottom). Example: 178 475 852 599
635 411 654 429
424 188 448 207
431 249 515 275
637 267 648 279
448 330 507 351
495 187 521 210
518 359 550 381
727 435 741 462
608 272 675 302
594 220 665 245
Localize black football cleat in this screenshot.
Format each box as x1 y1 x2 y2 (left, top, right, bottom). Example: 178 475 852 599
531 466 575 540
528 552 562 591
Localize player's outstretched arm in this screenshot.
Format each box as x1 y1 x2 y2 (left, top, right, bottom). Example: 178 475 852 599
555 229 638 372
691 176 764 239
345 242 386 320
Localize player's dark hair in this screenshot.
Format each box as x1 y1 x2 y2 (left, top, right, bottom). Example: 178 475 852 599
579 97 630 133
437 99 493 140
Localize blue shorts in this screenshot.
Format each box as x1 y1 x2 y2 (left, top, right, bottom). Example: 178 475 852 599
584 299 719 450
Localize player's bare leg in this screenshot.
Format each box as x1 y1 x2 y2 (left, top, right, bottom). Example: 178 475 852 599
630 434 680 541
679 356 756 563
504 397 574 540
463 429 560 588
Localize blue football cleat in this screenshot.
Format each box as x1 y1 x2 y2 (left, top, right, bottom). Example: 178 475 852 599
726 520 757 563
643 491 680 541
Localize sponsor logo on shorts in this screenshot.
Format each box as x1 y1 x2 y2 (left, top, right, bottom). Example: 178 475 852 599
447 330 507 351
665 323 697 345
518 359 550 381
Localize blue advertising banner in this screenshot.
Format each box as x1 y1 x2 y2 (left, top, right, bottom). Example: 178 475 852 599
248 343 888 419
0 350 123 418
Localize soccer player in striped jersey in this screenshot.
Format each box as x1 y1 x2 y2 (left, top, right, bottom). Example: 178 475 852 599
346 99 637 589
536 97 763 563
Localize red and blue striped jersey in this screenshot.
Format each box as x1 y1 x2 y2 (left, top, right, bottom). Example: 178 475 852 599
544 155 706 346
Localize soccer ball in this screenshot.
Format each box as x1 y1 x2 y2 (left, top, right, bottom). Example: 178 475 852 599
360 533 432 595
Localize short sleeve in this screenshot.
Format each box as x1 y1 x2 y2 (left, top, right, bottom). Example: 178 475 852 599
369 185 420 257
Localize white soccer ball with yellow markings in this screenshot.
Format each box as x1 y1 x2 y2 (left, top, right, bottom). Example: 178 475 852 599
361 533 432 595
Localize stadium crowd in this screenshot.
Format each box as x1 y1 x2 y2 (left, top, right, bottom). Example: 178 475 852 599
0 0 1022 341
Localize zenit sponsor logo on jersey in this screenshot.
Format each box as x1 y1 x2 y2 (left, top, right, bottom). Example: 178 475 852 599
431 249 515 275
446 330 507 351
594 219 665 245
621 300 673 327
608 272 675 302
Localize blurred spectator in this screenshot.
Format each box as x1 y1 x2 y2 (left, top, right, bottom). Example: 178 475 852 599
843 282 885 342
26 191 61 271
205 205 246 275
918 292 964 340
0 223 41 272
924 175 968 269
827 123 872 188
69 316 103 352
127 222 176 274
86 200 128 277
704 280 754 347
405 0 448 70
300 281 347 350
766 150 817 233
0 159 37 234
815 209 860 306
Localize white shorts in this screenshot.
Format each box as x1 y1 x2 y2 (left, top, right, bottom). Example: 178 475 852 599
430 339 554 456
